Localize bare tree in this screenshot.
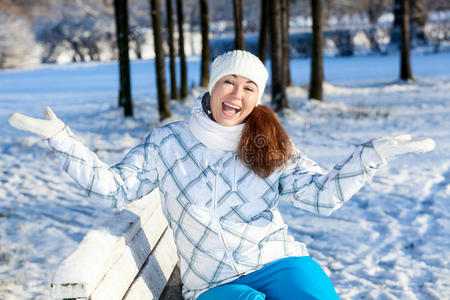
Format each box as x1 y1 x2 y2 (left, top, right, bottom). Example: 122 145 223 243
309 0 324 101
128 3 151 60
258 0 269 63
281 0 291 86
150 0 171 120
176 0 188 98
166 0 178 100
364 0 388 24
391 0 402 47
400 0 413 80
270 0 288 110
199 0 210 87
410 0 427 45
364 0 387 53
233 0 245 50
114 0 133 116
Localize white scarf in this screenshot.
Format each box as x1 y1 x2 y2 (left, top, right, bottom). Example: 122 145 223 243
188 95 244 151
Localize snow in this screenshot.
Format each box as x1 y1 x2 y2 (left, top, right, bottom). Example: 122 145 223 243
1 52 449 299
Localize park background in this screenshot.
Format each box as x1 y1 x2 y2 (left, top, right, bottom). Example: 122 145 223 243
0 0 449 299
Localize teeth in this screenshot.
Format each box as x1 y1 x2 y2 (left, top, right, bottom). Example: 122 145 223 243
224 103 241 110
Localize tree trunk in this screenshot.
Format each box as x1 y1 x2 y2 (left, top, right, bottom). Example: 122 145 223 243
309 0 324 101
281 0 291 86
199 0 210 87
270 0 287 111
166 0 178 100
114 0 133 117
176 0 188 99
410 0 427 46
366 0 385 53
391 0 402 48
400 0 413 80
233 0 245 50
258 0 269 63
367 0 385 25
150 0 171 120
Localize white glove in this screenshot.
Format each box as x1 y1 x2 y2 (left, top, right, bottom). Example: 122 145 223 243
8 106 66 139
373 134 435 161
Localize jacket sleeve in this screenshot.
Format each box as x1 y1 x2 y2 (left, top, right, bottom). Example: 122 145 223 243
278 141 385 216
47 127 159 208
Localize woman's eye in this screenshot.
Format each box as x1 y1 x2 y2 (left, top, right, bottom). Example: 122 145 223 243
244 87 254 92
224 80 234 85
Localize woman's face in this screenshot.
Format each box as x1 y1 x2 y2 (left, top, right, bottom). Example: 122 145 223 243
210 74 259 127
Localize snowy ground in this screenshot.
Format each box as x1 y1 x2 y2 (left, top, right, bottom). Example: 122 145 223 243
0 53 449 299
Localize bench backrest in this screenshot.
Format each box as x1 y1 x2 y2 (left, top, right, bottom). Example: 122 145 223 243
50 189 182 299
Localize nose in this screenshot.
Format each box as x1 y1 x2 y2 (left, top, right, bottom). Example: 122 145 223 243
230 84 244 99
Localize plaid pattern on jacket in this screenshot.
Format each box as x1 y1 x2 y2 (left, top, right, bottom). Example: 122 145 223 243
47 114 383 299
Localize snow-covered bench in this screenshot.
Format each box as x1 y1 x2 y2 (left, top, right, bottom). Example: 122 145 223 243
50 189 182 299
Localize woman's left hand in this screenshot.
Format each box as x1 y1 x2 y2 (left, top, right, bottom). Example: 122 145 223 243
373 134 436 161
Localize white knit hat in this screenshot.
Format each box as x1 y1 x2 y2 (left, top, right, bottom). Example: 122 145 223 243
208 50 269 105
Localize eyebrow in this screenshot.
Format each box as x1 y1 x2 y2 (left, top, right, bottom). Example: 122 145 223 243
231 74 257 86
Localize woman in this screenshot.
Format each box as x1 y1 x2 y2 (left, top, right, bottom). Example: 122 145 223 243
8 50 435 300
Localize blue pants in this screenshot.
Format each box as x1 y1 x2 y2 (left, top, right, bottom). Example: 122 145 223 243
197 256 339 300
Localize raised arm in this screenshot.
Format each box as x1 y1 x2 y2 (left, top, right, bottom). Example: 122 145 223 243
8 107 159 208
279 136 435 216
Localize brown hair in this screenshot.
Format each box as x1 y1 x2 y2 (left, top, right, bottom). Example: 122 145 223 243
237 105 294 178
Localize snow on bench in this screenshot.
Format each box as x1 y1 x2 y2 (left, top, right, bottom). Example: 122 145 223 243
50 189 182 299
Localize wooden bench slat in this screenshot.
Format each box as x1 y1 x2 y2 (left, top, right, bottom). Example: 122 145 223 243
123 227 179 300
90 205 169 299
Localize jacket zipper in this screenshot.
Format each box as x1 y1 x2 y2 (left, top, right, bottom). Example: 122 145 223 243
213 168 240 275
232 154 237 192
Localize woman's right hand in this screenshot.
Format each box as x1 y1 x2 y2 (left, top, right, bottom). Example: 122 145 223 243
8 106 66 139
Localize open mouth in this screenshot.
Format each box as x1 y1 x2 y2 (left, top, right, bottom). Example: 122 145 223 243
222 102 241 116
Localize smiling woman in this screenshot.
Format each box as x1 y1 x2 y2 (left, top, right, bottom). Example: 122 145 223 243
7 50 435 300
191 50 294 178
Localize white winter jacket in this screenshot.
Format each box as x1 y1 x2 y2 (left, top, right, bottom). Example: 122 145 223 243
47 95 384 299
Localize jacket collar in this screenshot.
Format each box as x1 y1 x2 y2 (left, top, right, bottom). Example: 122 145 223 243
188 93 243 151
